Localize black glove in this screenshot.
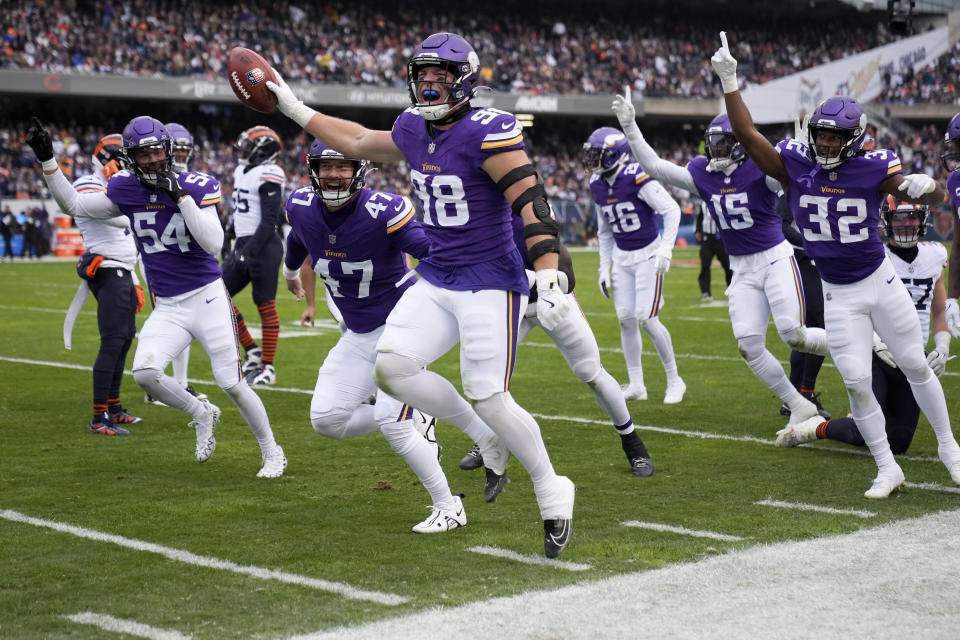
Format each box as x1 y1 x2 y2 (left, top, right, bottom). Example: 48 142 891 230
26 116 54 162
155 170 188 201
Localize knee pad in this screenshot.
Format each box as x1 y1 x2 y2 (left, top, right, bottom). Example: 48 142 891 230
133 367 163 392
618 315 638 331
473 391 513 426
737 335 765 362
373 352 420 394
570 357 602 384
310 408 353 439
779 325 805 349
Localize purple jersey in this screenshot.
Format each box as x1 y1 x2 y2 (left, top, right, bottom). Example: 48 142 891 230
588 162 661 251
947 171 960 221
284 187 428 334
106 170 222 296
686 156 784 255
777 139 901 284
391 106 529 295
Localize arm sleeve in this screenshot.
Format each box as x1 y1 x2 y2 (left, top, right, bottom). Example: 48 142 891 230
620 121 698 192
44 169 121 219
177 197 223 256
597 207 614 271
392 222 431 260
640 181 682 249
284 229 309 272
775 195 804 248
244 182 282 255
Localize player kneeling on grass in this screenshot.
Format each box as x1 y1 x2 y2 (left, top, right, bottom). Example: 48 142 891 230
284 140 479 532
26 116 286 478
776 199 958 478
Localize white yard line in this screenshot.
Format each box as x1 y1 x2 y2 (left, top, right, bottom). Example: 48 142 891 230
466 545 592 571
62 612 191 640
904 481 960 494
621 520 746 541
754 498 876 519
285 508 960 640
1 509 407 606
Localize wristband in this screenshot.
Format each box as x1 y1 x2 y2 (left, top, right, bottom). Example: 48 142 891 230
41 158 58 172
283 265 301 280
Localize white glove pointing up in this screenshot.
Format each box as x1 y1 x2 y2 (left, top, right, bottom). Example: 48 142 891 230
710 31 739 94
611 85 636 127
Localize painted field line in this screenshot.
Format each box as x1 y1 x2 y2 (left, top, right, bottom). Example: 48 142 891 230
63 612 191 640
621 521 745 542
0 357 946 460
754 498 876 519
1 509 407 605
466 545 592 571
904 481 960 494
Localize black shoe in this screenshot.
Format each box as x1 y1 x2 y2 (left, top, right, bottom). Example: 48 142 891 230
483 467 509 502
543 518 572 559
779 402 791 417
185 385 208 401
459 444 484 471
802 390 831 420
628 455 654 478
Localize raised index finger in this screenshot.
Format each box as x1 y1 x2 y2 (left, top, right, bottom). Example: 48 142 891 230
720 31 729 51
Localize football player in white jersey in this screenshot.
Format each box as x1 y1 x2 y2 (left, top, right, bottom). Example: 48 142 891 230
777 199 953 454
224 126 286 386
712 31 959 497
141 122 209 406
67 133 144 435
268 33 575 558
26 116 286 478
584 127 687 404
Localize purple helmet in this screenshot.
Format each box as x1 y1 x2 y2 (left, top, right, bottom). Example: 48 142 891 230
806 96 867 169
165 122 194 173
121 116 172 188
406 32 480 123
307 139 368 207
940 111 960 172
704 114 745 170
582 127 631 175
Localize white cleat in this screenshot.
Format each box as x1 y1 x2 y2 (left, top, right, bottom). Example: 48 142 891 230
257 445 287 478
190 399 221 462
775 415 823 448
663 378 686 404
412 409 440 462
621 383 648 401
412 495 467 533
786 396 819 426
937 442 960 485
864 465 905 499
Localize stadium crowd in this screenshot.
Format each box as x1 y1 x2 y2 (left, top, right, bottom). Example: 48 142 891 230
1 0 907 98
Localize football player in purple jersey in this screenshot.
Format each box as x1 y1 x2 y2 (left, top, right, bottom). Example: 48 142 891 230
584 126 687 405
268 32 575 558
611 93 831 425
778 198 952 452
25 116 287 478
939 112 960 339
711 31 960 498
282 140 508 531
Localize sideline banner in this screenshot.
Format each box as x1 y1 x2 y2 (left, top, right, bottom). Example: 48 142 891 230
738 27 950 124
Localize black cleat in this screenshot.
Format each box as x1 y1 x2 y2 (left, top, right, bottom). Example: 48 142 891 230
483 467 509 502
543 518 572 559
802 390 831 420
459 444 484 471
628 455 654 477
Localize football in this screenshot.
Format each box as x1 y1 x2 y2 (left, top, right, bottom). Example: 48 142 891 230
227 47 278 114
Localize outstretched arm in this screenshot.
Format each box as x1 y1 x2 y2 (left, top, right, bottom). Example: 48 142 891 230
267 73 404 163
710 32 788 185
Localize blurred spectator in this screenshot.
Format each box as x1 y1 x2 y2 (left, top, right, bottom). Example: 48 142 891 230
1 204 17 259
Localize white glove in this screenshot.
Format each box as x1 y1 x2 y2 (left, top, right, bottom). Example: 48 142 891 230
926 330 953 377
535 268 570 331
598 267 611 298
611 85 636 128
794 113 810 142
653 247 672 275
944 298 960 338
266 71 316 128
710 31 739 94
898 173 936 199
872 333 897 369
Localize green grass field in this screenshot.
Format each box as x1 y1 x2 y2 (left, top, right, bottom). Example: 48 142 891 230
1 247 957 639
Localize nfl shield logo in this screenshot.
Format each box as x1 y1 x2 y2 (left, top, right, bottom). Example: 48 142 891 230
328 234 336 244
150 194 157 203
247 68 265 85
828 171 838 181
427 142 436 154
